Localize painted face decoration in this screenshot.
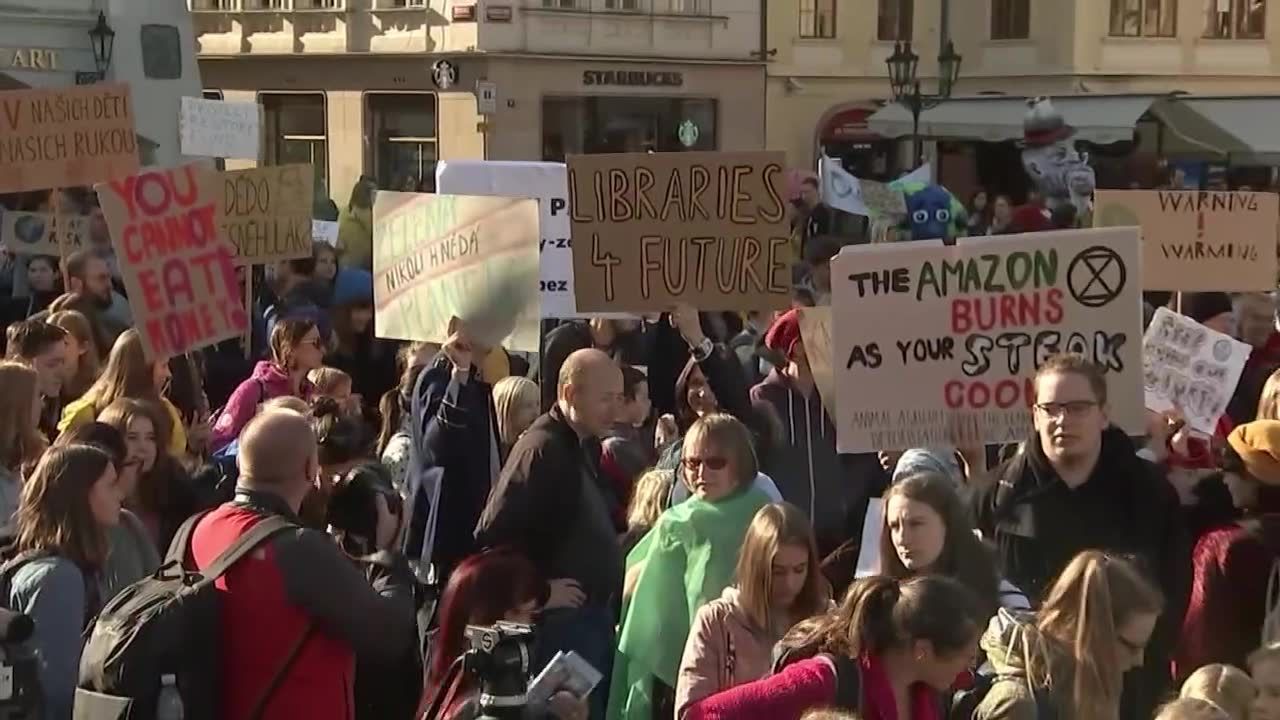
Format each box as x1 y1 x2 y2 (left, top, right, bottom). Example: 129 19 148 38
1021 97 1097 219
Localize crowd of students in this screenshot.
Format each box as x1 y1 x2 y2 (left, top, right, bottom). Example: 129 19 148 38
3 182 1280 720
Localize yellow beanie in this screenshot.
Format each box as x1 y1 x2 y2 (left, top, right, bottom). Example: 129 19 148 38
1227 421 1280 486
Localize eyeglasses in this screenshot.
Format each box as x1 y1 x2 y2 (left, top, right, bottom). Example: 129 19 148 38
1033 400 1098 419
682 456 728 471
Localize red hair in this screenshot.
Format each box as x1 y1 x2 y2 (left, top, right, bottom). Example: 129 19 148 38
420 548 541 716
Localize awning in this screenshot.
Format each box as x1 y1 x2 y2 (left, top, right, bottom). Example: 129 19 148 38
867 95 1159 145
867 92 1280 162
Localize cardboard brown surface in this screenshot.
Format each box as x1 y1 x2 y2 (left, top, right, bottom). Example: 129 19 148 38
1095 190 1278 291
221 164 314 265
798 306 835 408
0 212 87 256
0 83 140 193
96 163 247 360
830 227 1145 452
566 151 793 312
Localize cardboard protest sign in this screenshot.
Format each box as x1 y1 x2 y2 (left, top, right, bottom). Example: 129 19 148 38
1095 190 1278 291
798 307 835 408
179 96 261 160
373 192 540 352
566 151 793 312
312 220 339 248
0 211 87 256
96 163 247 360
437 160 630 320
220 164 313 265
830 227 1145 453
0 83 140 194
860 180 907 217
1143 306 1252 434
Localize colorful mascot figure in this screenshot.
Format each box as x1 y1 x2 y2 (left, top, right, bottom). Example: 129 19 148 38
1020 96 1096 220
889 179 967 244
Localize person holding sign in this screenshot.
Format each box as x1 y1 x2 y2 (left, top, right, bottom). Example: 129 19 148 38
971 354 1189 718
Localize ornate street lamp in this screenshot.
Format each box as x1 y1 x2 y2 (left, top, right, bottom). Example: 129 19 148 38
89 11 116 81
886 39 962 166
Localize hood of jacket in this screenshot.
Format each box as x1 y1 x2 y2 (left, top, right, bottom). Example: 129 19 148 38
981 608 1075 712
331 267 373 308
250 360 302 399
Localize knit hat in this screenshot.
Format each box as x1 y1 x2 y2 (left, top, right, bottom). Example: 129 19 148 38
1182 292 1233 325
1227 421 1280 486
764 308 803 359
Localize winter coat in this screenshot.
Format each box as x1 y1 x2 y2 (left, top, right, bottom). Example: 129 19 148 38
675 587 781 716
101 510 161 601
211 361 315 451
337 205 373 271
971 427 1191 718
1176 514 1280 678
0 466 19 527
9 555 97 720
973 609 1078 720
750 369 887 555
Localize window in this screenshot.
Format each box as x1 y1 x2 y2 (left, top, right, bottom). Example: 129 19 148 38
141 25 182 79
375 0 426 7
261 93 328 194
799 0 836 37
1205 0 1266 38
542 96 717 161
541 0 581 8
878 0 913 41
991 0 1030 38
367 93 437 192
669 0 704 12
1110 0 1177 36
605 0 641 9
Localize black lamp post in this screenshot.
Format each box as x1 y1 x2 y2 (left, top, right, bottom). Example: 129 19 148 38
89 11 115 81
886 39 962 167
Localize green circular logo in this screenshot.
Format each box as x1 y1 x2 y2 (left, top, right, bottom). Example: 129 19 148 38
678 119 700 148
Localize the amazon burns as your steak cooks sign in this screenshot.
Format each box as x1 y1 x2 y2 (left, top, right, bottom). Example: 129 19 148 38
831 227 1145 453
96 163 247 360
566 151 793 312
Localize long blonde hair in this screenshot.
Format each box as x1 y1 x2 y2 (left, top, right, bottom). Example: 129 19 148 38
308 366 352 397
1029 551 1164 720
736 502 827 631
1258 368 1280 421
78 330 166 422
493 376 538 448
625 469 673 533
0 362 48 477
47 309 101 400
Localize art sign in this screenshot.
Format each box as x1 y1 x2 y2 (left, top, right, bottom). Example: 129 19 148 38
0 211 87 256
1143 307 1252 435
830 228 1145 452
566 151 793 312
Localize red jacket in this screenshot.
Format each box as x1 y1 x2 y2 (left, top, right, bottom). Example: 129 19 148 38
190 493 416 720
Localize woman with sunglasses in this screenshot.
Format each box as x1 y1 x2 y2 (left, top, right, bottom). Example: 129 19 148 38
973 551 1164 720
609 413 774 720
211 318 322 452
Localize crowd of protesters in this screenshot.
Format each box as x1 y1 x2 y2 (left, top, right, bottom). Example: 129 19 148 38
3 182 1280 720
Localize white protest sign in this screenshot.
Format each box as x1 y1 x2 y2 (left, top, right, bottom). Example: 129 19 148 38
435 160 629 319
180 96 261 160
312 220 339 248
1143 306 1252 434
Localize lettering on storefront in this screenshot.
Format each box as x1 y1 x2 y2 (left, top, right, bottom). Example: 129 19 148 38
0 48 61 71
582 70 683 87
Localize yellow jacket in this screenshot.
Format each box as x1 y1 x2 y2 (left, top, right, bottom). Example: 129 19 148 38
59 395 187 458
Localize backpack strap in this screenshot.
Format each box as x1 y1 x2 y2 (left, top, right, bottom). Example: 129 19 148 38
248 622 316 720
164 510 213 566
0 548 58 599
1265 558 1280 646
826 653 863 712
201 516 296 581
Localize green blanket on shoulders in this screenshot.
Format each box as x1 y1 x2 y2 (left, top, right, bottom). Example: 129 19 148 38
605 485 771 720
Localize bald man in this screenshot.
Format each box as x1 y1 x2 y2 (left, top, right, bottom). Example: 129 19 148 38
188 410 416 720
476 348 623 719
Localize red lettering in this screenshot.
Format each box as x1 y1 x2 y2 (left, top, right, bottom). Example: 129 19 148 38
145 318 169 356
968 381 991 408
169 166 199 208
109 176 139 220
136 172 171 216
951 299 971 334
944 380 964 409
943 377 1038 410
160 259 195 306
994 379 1020 409
1045 288 1064 324
122 225 144 264
999 295 1018 328
138 268 164 312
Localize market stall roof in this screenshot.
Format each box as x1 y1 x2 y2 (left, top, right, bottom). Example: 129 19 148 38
866 93 1280 160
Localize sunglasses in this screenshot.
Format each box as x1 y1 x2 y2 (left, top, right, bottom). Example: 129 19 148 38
682 456 728 471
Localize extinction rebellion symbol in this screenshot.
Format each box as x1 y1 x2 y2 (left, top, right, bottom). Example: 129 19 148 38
1066 245 1126 308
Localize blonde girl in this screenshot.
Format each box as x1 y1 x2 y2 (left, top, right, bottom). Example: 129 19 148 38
0 362 49 521
1179 663 1254 719
47 309 100 401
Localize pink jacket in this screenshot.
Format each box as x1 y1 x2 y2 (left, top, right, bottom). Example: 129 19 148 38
676 587 782 717
211 361 314 451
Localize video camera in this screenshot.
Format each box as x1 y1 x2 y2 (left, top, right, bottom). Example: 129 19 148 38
463 622 536 720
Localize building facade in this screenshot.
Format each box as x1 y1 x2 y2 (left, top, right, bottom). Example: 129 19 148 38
193 0 767 204
769 0 1280 188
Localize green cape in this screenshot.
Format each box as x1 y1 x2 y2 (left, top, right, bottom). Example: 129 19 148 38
605 485 771 719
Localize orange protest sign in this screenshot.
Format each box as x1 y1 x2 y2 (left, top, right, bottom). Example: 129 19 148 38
96 163 247 360
0 83 139 194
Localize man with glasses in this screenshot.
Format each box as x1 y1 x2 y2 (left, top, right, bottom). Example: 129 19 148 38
970 352 1190 718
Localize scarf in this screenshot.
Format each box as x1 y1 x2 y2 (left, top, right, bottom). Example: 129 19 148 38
606 484 771 720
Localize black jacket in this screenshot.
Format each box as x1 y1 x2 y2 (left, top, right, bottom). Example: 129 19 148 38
971 427 1191 718
474 406 623 607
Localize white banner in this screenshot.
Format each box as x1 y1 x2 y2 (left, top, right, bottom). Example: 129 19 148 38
179 97 261 160
435 160 629 319
1143 306 1252 434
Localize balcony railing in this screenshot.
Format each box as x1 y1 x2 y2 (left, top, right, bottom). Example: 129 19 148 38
532 0 714 17
189 0 346 10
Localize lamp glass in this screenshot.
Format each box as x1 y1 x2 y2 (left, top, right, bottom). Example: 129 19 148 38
90 11 115 76
886 42 919 102
937 41 962 98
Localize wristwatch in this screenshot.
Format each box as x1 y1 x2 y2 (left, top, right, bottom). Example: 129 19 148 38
690 337 714 362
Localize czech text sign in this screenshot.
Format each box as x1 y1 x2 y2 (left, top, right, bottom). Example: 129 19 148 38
221 164 314 265
179 97 261 160
831 228 1145 452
